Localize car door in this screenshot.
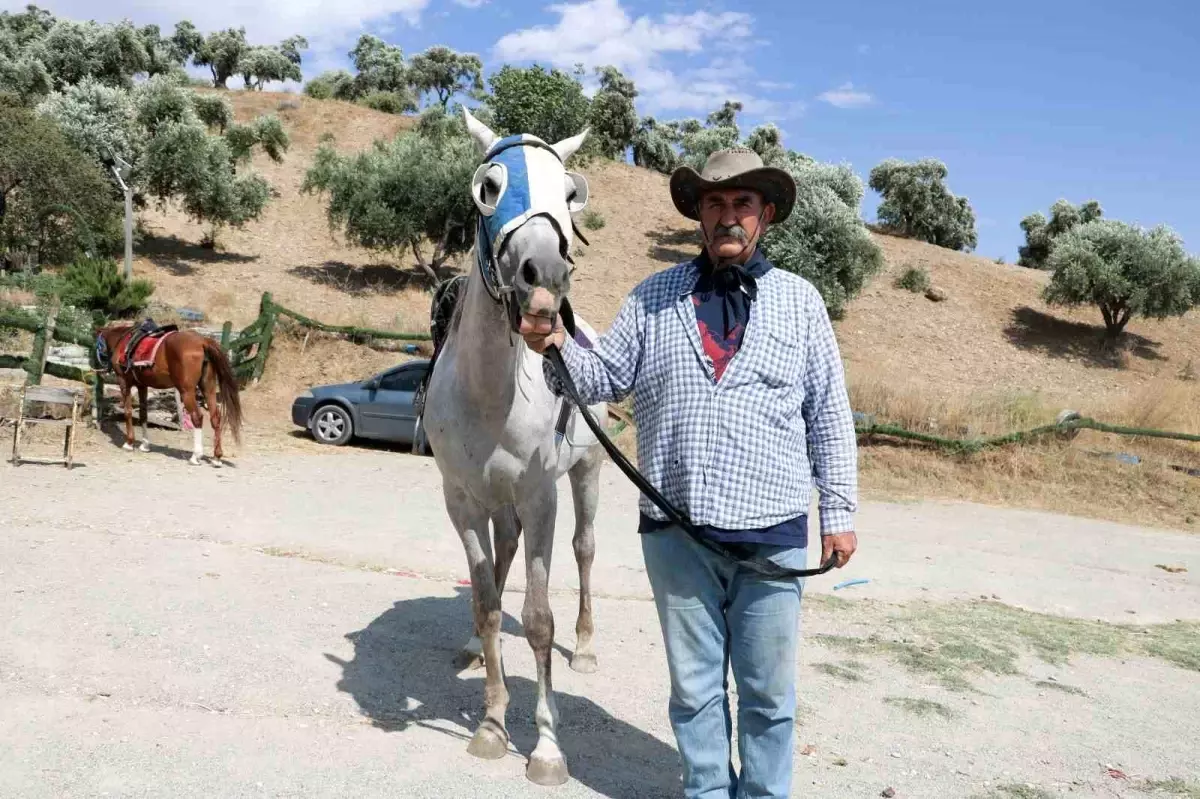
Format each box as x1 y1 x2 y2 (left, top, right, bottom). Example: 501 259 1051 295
356 364 426 442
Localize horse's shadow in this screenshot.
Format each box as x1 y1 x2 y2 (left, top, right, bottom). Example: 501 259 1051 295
325 588 682 799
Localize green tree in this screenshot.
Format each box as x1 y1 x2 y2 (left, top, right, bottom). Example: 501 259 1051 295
487 63 591 146
303 70 356 101
1018 198 1102 269
60 256 153 323
38 18 150 89
238 45 301 90
706 100 743 132
169 20 204 66
36 77 144 173
745 123 786 165
1042 219 1200 338
868 157 977 251
761 152 884 318
194 27 248 89
0 104 120 266
587 65 637 159
302 123 478 281
192 93 232 132
350 34 408 95
409 46 483 108
631 116 679 173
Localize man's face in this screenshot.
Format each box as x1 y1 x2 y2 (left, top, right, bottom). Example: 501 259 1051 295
698 188 775 263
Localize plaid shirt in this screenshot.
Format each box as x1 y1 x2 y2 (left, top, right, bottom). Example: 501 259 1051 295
561 254 859 536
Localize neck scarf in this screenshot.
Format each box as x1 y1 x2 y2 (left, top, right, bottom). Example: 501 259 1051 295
692 249 773 337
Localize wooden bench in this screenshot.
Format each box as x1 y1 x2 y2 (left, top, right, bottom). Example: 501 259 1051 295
10 384 81 468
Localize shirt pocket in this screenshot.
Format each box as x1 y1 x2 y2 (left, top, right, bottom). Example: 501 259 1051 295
752 328 805 389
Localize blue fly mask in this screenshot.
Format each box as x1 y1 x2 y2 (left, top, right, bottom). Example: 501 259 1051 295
464 109 591 304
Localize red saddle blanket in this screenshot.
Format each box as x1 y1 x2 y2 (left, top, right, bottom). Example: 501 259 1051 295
115 331 176 370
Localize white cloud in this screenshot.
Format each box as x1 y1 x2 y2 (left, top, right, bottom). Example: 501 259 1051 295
757 80 794 91
492 0 786 117
818 82 873 109
452 0 488 6
4 0 430 54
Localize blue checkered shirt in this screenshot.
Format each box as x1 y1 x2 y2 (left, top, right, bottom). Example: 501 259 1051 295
560 255 859 537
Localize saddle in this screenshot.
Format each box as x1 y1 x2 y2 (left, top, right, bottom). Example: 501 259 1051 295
113 318 179 373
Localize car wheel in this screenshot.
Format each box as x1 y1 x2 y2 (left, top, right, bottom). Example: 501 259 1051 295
311 404 353 446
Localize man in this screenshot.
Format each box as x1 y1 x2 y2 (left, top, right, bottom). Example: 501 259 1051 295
521 147 859 799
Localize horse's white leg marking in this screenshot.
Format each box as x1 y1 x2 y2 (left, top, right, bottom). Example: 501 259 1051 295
189 427 203 466
139 423 151 452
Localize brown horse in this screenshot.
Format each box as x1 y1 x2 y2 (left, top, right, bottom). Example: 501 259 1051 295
96 323 243 466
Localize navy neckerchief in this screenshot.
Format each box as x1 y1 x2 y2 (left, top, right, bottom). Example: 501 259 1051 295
692 248 773 338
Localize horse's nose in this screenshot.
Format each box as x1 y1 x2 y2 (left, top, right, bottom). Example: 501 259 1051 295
517 257 570 297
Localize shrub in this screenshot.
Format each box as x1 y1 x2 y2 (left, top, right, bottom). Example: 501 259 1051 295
895 266 931 293
868 158 978 251
358 90 416 115
192 93 233 131
1042 219 1200 338
60 256 153 322
580 209 606 231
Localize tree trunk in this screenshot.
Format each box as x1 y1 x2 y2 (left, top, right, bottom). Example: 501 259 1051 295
411 239 440 284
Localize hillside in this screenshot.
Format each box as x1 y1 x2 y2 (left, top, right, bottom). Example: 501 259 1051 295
127 91 1200 528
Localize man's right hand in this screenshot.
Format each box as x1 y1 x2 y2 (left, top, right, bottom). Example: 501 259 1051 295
520 312 566 354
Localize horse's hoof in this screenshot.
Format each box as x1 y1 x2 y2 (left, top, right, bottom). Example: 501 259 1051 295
570 651 598 674
188 456 202 466
122 442 134 452
466 722 509 760
453 650 486 671
526 754 570 786
138 442 151 453
211 458 223 468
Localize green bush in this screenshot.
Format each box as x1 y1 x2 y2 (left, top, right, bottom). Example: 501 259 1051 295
60 257 154 322
580 209 606 231
895 266 931 293
192 93 233 131
868 158 978 251
358 90 416 115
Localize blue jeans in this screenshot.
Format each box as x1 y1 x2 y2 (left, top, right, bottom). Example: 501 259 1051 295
642 526 807 799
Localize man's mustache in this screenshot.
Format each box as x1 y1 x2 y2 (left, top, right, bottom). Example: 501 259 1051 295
713 224 749 241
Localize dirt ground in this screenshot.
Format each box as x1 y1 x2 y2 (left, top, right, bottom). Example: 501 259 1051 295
2 438 1198 799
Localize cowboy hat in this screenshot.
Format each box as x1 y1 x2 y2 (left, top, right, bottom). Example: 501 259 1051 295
669 147 796 224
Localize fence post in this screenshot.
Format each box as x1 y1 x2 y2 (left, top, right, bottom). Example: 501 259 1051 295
220 321 232 352
25 296 60 386
252 292 277 384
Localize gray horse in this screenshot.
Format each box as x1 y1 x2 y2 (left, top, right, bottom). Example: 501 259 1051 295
422 109 607 786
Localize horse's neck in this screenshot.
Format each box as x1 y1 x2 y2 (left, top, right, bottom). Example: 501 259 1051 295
451 261 531 409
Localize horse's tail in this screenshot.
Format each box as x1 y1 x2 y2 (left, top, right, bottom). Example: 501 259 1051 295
202 338 244 443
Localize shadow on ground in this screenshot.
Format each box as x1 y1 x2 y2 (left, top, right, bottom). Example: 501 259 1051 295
141 235 259 276
645 229 700 265
327 588 681 799
289 261 430 295
1003 306 1166 367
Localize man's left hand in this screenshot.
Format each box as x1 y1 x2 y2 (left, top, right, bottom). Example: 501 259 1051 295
821 531 857 568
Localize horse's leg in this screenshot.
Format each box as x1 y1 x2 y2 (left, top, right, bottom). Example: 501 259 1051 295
201 359 223 467
517 486 568 786
119 379 135 451
179 387 205 466
460 507 519 671
137 384 151 452
445 482 509 759
455 515 496 671
567 445 602 674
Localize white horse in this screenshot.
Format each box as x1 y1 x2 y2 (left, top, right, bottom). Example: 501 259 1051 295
422 109 607 786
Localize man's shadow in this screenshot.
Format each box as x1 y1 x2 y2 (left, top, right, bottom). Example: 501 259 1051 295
325 588 682 799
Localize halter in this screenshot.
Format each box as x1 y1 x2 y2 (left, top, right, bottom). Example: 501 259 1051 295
471 135 587 332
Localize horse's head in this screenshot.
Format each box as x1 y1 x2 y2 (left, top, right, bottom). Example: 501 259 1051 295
463 107 590 326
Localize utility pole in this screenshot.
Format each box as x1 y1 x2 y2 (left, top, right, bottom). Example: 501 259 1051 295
109 154 133 280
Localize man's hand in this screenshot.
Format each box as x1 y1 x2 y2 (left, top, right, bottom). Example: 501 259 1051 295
821 531 857 568
519 312 566 354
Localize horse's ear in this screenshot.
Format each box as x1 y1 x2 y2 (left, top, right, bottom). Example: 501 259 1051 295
462 106 498 155
552 127 589 164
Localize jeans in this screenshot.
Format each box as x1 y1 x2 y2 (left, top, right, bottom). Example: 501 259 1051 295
642 525 807 799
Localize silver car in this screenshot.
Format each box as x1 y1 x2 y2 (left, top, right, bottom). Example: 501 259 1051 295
291 360 431 450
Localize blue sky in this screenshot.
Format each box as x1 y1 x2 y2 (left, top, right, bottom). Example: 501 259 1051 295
14 0 1199 260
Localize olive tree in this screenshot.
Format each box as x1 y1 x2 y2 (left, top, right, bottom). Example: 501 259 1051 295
486 63 590 145
1018 198 1102 269
194 27 247 89
302 116 477 281
868 158 978 251
0 104 120 265
409 46 483 108
1042 219 1200 338
587 66 638 159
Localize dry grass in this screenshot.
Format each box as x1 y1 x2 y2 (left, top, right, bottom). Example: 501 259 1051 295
883 696 954 719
